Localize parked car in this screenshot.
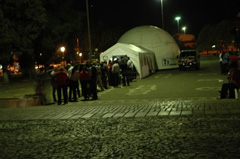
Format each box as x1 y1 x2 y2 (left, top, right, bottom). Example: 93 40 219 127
178 50 200 70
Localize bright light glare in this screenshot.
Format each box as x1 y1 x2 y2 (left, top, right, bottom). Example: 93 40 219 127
60 47 65 52
175 17 181 21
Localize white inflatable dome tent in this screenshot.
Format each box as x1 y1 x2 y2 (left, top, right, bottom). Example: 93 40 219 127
100 43 157 79
118 25 180 70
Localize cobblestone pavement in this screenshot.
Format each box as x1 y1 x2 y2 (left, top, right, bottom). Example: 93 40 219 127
1 115 240 158
0 98 240 120
1 98 240 158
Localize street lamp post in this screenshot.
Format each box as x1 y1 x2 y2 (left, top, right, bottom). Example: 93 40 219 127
60 46 66 66
60 46 65 58
86 0 92 61
160 0 164 29
182 26 186 34
175 16 181 33
79 52 82 63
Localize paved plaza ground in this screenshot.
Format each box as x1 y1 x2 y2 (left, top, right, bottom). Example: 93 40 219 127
0 112 240 158
1 95 240 158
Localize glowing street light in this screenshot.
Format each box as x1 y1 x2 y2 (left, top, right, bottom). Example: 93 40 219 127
60 46 66 66
175 16 181 33
60 46 65 59
79 52 83 63
60 46 65 53
182 26 186 34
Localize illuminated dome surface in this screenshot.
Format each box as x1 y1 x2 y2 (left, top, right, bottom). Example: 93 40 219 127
118 25 180 69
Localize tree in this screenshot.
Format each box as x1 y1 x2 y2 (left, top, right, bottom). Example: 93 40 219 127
197 20 240 54
35 0 85 65
0 0 47 81
196 24 216 52
0 8 12 83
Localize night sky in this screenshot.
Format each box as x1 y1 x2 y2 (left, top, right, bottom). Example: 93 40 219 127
89 0 240 36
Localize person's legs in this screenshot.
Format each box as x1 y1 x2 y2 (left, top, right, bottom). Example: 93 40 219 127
77 81 81 97
68 80 73 101
126 75 130 86
91 80 98 100
112 73 117 87
229 83 237 98
97 75 104 91
220 83 229 99
81 81 87 100
63 85 68 104
222 64 228 75
73 81 77 101
122 73 126 86
220 62 223 74
57 86 62 105
52 84 57 102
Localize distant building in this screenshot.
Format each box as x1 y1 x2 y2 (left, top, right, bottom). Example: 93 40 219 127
174 33 196 50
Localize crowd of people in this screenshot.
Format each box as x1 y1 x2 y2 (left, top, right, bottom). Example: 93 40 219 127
35 53 240 103
36 56 137 105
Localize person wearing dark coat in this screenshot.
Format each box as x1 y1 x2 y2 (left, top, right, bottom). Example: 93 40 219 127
79 66 91 101
89 61 98 100
119 56 130 86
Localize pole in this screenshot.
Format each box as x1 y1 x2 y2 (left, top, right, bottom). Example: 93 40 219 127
160 0 164 29
175 17 181 33
86 0 92 61
177 20 180 33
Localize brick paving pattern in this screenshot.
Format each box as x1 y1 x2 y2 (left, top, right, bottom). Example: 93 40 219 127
0 98 239 120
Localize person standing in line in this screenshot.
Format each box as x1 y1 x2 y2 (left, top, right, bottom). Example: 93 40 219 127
76 77 81 98
79 65 91 101
66 63 73 78
119 56 129 86
219 52 223 74
127 56 133 70
66 63 73 89
49 66 57 102
89 61 98 100
107 60 113 86
35 68 47 105
95 60 105 91
101 61 108 89
55 66 68 105
69 65 79 102
111 59 120 87
221 52 229 75
126 56 135 81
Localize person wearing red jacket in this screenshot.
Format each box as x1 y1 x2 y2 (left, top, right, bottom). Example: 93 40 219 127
55 66 68 105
